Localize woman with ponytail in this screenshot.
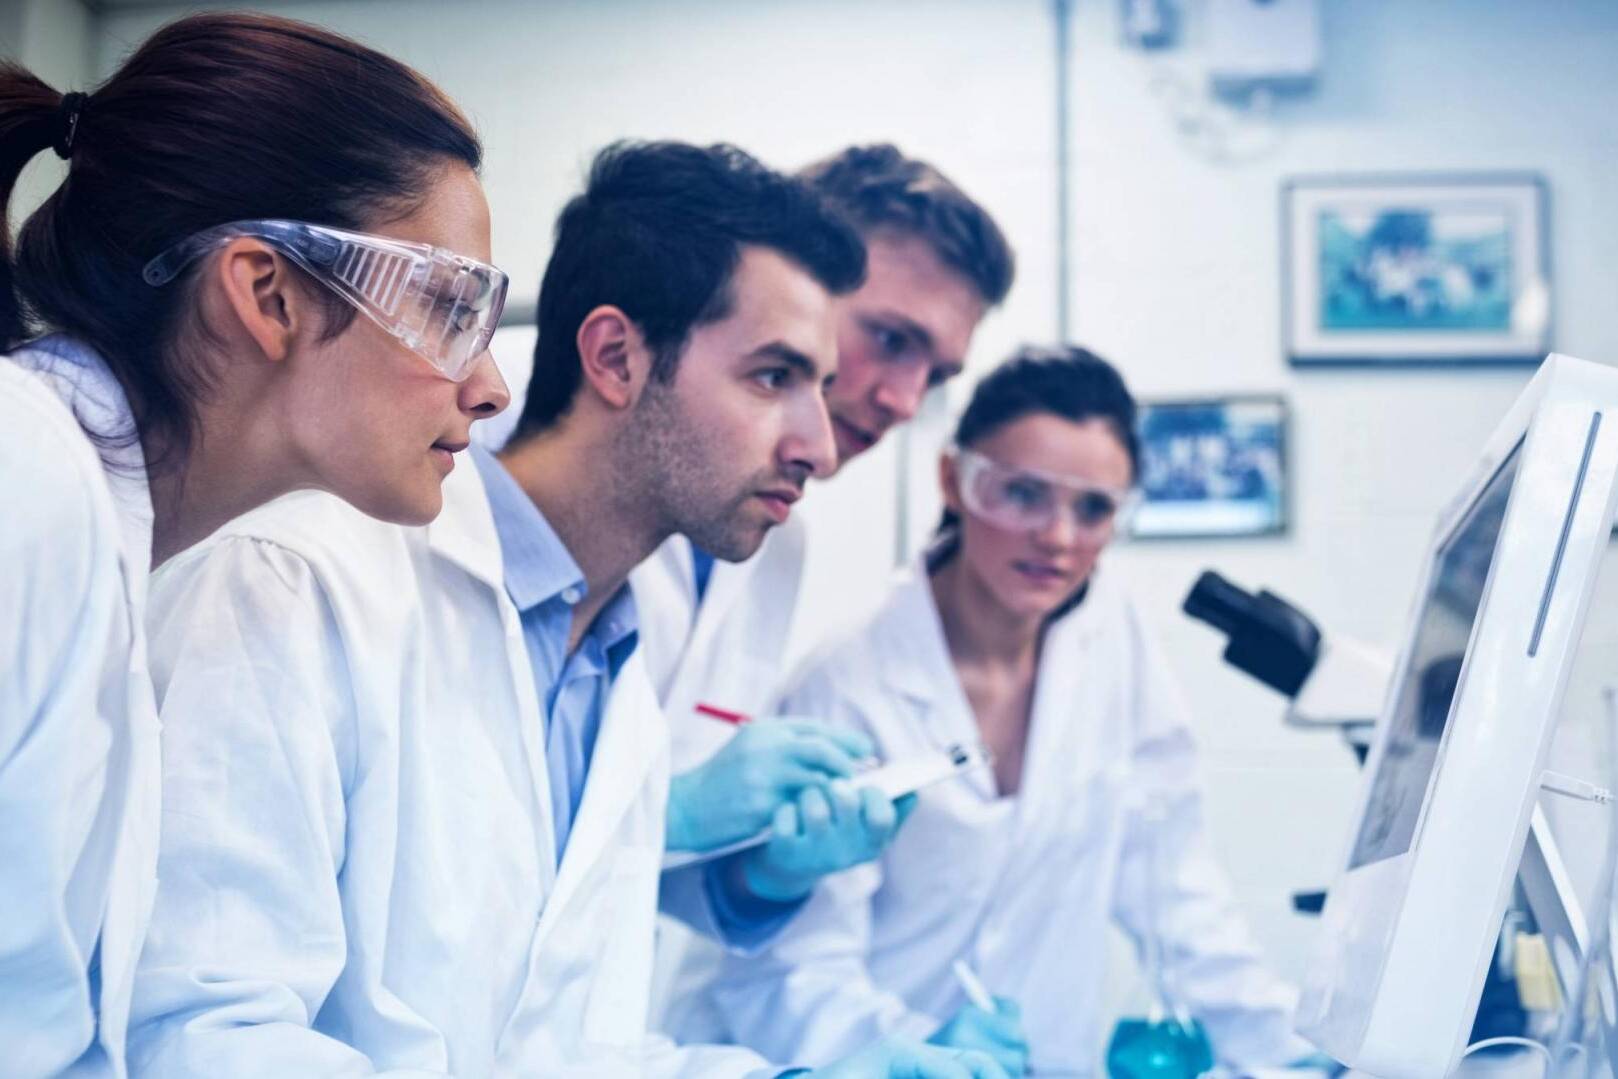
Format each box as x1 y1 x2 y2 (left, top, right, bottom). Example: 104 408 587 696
711 347 1316 1075
0 13 508 1075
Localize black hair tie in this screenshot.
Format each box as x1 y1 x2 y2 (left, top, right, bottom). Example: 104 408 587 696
53 92 88 160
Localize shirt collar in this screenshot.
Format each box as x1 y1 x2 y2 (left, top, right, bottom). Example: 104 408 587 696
471 443 587 613
593 584 640 672
470 444 641 657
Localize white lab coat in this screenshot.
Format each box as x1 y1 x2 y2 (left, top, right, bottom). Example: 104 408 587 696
633 523 809 1040
0 341 161 1079
128 455 771 1078
708 561 1314 1075
631 520 807 770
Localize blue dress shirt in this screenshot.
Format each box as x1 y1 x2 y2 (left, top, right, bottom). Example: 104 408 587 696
474 447 798 946
472 446 638 860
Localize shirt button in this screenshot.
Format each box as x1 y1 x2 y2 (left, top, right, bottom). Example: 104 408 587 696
561 586 582 605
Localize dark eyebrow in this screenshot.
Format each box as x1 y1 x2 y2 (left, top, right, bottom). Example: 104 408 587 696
746 341 826 381
866 311 964 379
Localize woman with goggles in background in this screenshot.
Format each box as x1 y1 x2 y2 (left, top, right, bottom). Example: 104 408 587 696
706 347 1314 1076
0 12 507 1076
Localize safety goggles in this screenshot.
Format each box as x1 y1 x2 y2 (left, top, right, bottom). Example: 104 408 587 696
954 447 1137 536
143 219 508 382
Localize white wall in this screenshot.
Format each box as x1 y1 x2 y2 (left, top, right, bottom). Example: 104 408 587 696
1067 0 1618 1013
87 0 1618 1044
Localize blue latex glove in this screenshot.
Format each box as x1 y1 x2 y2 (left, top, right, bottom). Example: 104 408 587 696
805 1035 1011 1078
929 998 1030 1077
666 717 874 852
738 781 918 902
1286 1052 1344 1076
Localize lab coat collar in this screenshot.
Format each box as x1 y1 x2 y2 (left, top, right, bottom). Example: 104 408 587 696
881 563 957 708
9 335 154 593
877 557 1113 718
425 447 507 590
685 519 795 652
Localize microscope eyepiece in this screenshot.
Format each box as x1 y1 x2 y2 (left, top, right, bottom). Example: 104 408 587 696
1183 570 1322 698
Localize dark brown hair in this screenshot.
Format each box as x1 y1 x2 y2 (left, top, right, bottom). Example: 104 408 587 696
800 143 1014 307
0 12 481 457
513 141 866 439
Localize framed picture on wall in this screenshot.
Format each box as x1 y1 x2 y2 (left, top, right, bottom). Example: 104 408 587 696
1282 173 1550 366
1130 395 1288 540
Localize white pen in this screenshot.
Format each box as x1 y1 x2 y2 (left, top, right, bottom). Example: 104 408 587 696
951 958 996 1012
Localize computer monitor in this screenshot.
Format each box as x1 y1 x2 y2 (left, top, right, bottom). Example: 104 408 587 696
1297 354 1618 1077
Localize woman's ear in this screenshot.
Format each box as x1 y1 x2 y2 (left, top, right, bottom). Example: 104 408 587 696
575 304 652 412
212 238 306 363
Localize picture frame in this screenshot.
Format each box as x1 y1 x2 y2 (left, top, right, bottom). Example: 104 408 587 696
1130 395 1289 540
1282 173 1551 367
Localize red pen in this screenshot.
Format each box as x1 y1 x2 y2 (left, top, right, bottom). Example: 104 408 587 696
695 702 750 725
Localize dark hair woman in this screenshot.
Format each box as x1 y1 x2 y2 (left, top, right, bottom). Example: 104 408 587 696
709 347 1317 1076
0 13 508 1074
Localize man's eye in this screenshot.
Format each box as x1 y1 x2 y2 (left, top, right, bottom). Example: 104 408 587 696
871 325 908 357
754 367 790 390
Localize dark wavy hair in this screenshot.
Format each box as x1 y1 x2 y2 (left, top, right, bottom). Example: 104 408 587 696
801 143 1014 306
512 140 868 438
0 11 482 463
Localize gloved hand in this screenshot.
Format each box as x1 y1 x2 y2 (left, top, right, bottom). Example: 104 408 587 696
739 780 918 902
929 998 1030 1077
666 717 874 852
1285 1051 1344 1076
807 1035 1010 1078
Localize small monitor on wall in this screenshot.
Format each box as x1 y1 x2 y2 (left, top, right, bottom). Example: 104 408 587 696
1297 354 1618 1077
1131 395 1288 539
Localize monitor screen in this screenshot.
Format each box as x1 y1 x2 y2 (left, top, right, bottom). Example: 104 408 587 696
1349 443 1523 869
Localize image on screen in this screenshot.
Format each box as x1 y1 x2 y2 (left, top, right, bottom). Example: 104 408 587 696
1349 444 1523 869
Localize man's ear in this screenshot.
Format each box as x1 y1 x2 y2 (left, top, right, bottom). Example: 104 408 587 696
212 238 306 363
575 304 653 411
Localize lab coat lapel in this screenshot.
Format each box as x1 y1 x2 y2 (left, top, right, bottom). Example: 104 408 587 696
631 536 700 701
427 461 560 882
667 544 758 709
1013 577 1115 830
881 564 1000 801
528 652 663 945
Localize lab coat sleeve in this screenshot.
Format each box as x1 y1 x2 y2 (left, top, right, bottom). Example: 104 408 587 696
705 671 939 1067
127 537 440 1078
0 423 124 1078
658 861 803 954
1109 599 1316 1067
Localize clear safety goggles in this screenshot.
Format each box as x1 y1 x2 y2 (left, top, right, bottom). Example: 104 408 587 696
143 219 508 382
954 447 1138 537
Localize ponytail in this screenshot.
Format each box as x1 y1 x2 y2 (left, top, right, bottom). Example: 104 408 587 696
0 64 72 344
2 12 482 461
